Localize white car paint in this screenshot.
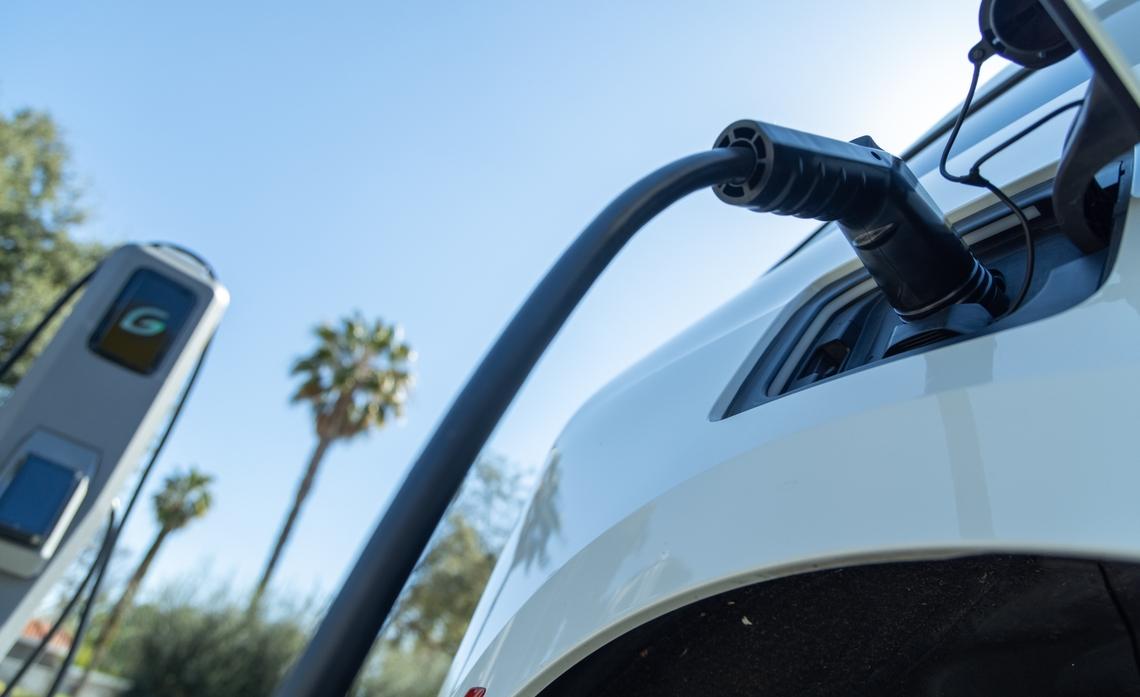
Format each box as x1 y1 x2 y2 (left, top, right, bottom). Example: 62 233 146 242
441 5 1140 696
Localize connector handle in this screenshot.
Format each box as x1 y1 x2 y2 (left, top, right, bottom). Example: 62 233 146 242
714 120 1005 320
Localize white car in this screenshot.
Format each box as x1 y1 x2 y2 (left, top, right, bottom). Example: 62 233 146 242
438 1 1140 695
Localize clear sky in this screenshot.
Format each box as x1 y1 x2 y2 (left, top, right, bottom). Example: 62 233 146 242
1 1 1007 603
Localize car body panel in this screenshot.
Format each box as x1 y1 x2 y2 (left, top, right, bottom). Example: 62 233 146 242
440 5 1140 695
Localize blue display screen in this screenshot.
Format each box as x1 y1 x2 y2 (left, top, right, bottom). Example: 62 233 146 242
0 455 80 546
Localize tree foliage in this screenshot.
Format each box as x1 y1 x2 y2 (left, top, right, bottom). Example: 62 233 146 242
385 513 494 654
78 469 215 690
253 312 417 606
291 312 416 442
95 455 526 697
111 592 308 697
353 646 454 697
384 456 524 653
355 456 530 696
0 108 103 383
153 468 214 530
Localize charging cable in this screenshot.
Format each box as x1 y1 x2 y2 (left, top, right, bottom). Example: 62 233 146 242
0 510 115 697
276 147 755 697
0 244 216 697
940 46 1085 316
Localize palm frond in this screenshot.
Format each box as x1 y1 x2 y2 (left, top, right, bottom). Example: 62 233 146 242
290 312 415 442
152 467 214 531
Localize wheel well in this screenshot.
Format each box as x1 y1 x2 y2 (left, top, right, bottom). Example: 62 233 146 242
538 554 1140 696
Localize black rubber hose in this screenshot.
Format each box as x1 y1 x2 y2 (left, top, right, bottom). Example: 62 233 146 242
0 266 97 382
0 512 115 697
274 147 755 697
46 509 117 697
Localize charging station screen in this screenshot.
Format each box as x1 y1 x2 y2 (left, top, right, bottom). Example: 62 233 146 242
89 269 196 374
0 455 80 547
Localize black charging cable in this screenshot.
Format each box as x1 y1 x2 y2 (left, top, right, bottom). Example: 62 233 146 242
940 49 1039 316
0 241 218 383
42 506 117 697
0 510 114 697
275 147 755 697
0 268 98 383
970 99 1083 174
940 55 989 187
940 47 1085 317
973 101 1083 315
44 336 214 697
0 244 216 697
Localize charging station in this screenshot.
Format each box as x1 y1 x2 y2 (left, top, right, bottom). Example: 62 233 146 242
0 244 227 657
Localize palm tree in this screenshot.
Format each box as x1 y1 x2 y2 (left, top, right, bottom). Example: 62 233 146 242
251 312 414 608
77 468 213 689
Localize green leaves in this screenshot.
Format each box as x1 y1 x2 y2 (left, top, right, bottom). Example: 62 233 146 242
353 455 529 696
0 109 78 222
289 310 416 442
152 467 214 532
0 108 105 384
113 590 309 697
382 455 527 653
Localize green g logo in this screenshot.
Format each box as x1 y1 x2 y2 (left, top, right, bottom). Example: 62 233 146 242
119 306 170 337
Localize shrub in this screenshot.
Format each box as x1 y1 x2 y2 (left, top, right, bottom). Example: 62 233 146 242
114 591 308 697
352 646 452 697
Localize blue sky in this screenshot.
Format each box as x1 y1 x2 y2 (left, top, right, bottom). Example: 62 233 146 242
1 1 1005 603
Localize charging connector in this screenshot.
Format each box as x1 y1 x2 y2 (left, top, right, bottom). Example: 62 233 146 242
275 147 755 697
713 120 1006 321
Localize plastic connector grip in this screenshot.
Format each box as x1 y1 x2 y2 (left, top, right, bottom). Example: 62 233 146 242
713 119 1005 320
